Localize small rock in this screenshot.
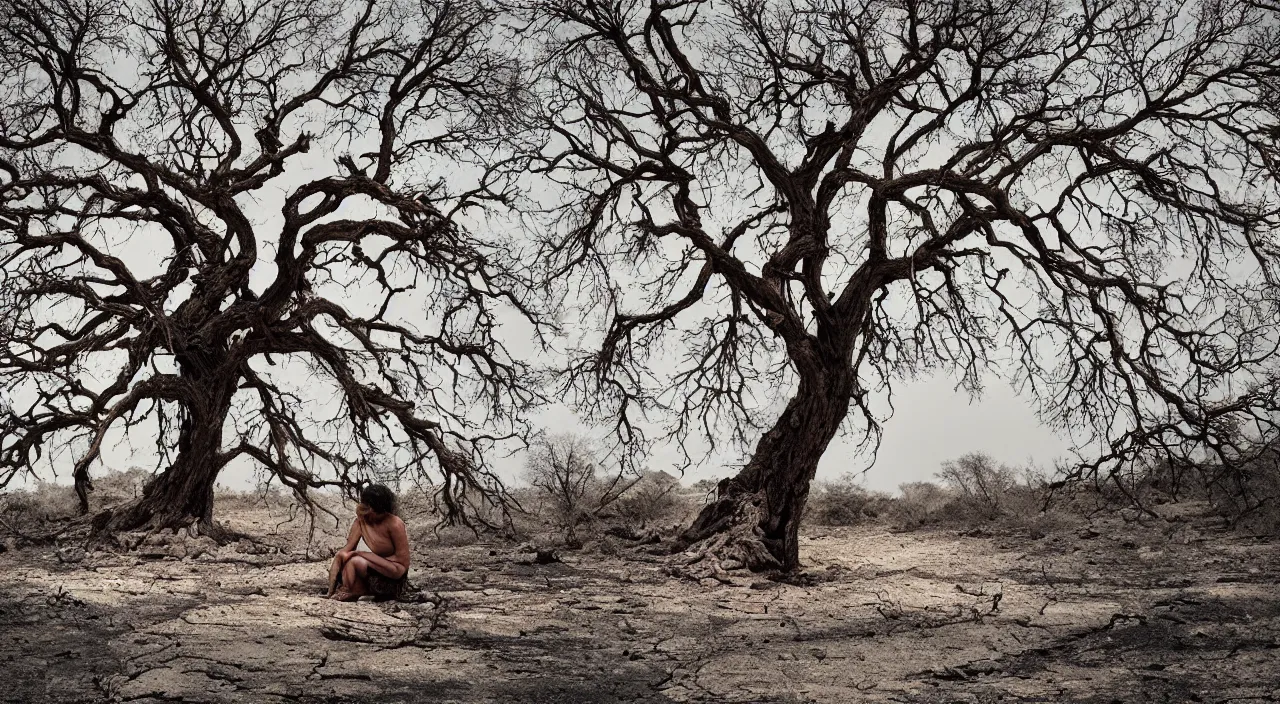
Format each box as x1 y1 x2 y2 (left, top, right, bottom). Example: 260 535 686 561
720 559 745 571
56 546 86 564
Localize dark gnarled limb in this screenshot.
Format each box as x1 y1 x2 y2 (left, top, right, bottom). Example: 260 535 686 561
514 0 1280 571
0 0 543 537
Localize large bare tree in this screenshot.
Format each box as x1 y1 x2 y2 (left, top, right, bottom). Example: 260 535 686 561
514 0 1280 570
0 0 540 537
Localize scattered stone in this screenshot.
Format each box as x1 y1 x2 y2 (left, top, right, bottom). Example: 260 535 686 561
720 559 745 571
56 546 86 564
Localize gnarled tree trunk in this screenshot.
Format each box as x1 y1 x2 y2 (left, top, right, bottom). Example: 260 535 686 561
678 363 854 572
98 350 239 539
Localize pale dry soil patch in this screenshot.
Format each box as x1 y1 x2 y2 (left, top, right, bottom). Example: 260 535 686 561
3 503 1279 703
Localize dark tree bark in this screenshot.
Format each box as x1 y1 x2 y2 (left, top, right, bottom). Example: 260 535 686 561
0 0 541 537
100 365 237 534
679 369 854 569
513 0 1280 571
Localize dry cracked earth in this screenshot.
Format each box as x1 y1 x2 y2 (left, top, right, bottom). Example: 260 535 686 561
3 500 1279 703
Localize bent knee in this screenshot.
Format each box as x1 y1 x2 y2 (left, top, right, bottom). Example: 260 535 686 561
348 556 369 574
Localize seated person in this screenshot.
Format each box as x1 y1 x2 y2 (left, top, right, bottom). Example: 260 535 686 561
326 484 410 601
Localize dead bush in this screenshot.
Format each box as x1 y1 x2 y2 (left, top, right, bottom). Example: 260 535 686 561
1049 438 1280 536
521 433 636 545
613 470 687 527
1208 443 1280 536
891 481 952 528
85 467 150 506
0 481 77 541
806 474 894 526
936 453 1019 520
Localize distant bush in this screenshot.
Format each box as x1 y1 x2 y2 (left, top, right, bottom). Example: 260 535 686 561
1055 437 1280 537
891 481 953 528
521 433 638 545
0 480 78 542
935 453 1019 520
93 467 151 505
1205 442 1280 536
806 474 894 526
613 471 690 527
800 453 1078 536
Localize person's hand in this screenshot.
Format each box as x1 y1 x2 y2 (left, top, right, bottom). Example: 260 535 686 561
336 549 353 562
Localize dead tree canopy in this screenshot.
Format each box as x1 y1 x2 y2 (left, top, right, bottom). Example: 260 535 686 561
0 0 541 537
514 0 1280 571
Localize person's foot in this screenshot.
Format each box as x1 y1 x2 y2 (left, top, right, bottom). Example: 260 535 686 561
330 590 359 602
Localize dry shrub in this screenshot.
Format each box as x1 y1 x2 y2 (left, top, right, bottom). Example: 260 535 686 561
92 467 151 506
521 433 637 544
891 481 953 528
1 467 152 538
1059 440 1280 536
1205 445 1280 536
613 471 690 527
214 486 267 513
0 481 78 539
806 474 894 526
425 524 482 547
841 454 1077 536
213 483 296 513
516 436 705 545
935 453 1019 520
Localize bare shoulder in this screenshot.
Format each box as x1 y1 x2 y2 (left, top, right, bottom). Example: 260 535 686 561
389 515 407 532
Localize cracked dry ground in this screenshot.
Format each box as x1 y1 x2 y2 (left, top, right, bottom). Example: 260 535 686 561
3 509 1279 703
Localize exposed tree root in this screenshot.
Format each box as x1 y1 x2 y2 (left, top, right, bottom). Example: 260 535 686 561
0 513 85 547
90 503 253 548
668 491 783 580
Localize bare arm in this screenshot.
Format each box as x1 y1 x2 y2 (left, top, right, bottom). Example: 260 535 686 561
339 520 362 555
353 517 410 579
327 519 364 595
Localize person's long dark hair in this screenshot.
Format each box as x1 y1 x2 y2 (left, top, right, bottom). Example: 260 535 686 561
360 484 397 516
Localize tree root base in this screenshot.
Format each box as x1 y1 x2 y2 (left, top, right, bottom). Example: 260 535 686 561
89 503 252 547
665 490 787 581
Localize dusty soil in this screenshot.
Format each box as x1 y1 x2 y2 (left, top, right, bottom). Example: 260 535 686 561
3 499 1278 703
